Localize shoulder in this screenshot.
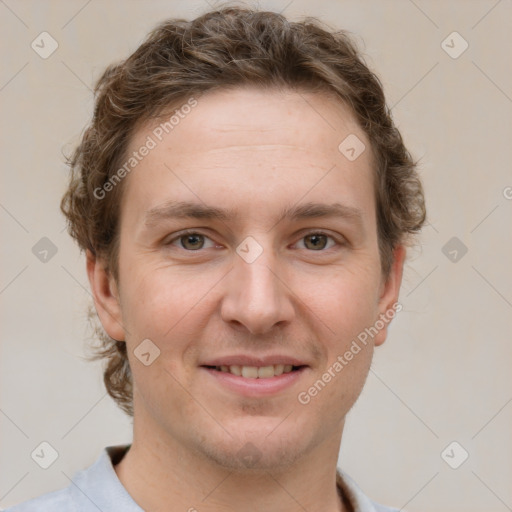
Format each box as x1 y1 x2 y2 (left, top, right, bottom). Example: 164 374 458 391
3 487 73 512
4 445 133 512
337 468 404 512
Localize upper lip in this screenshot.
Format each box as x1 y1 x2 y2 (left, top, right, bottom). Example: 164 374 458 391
200 355 309 367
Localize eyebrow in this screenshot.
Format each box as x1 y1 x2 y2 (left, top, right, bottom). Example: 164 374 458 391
144 200 364 228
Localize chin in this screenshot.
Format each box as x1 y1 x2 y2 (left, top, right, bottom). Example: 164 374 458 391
200 440 308 473
194 417 315 473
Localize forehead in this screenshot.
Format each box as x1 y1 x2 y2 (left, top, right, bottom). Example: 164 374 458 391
120 87 376 229
136 87 368 158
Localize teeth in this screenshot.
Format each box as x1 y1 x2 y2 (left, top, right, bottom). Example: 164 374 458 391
257 366 275 378
229 365 241 376
214 364 297 378
241 366 259 378
274 364 284 376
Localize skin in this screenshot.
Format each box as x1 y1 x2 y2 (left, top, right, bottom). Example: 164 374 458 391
87 87 405 512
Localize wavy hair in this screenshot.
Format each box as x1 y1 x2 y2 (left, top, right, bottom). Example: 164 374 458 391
61 6 426 417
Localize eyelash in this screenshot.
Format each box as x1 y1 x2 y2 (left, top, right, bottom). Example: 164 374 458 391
164 229 345 252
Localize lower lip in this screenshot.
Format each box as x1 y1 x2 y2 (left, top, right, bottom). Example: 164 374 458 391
201 367 308 397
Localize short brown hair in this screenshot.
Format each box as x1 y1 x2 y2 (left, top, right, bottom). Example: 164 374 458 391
61 5 426 417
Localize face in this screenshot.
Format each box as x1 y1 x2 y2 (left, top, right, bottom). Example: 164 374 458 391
89 87 404 471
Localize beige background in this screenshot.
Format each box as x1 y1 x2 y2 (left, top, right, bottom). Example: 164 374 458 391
1 1 511 511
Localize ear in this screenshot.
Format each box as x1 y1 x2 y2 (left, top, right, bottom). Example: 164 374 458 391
373 245 406 347
86 250 125 342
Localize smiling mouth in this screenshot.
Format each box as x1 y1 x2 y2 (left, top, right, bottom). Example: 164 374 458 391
202 364 305 378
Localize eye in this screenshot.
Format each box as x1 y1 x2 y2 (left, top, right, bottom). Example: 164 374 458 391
164 230 343 253
166 231 217 251
295 232 339 251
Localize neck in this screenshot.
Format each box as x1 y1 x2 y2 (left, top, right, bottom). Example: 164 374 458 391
114 417 349 512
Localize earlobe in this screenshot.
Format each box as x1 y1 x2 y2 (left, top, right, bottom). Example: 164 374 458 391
373 245 406 347
86 250 126 342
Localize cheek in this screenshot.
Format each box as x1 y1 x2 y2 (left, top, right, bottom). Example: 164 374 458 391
120 266 217 359
300 265 380 341
120 270 187 340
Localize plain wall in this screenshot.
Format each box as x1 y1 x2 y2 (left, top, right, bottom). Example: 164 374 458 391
1 1 511 510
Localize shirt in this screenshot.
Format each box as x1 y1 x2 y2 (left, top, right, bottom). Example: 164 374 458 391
5 445 402 512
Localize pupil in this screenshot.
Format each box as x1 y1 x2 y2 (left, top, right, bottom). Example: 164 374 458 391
306 234 326 250
182 234 203 250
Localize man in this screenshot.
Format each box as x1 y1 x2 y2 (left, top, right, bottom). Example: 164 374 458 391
8 5 425 511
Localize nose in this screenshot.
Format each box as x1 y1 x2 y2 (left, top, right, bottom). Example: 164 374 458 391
220 245 295 335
